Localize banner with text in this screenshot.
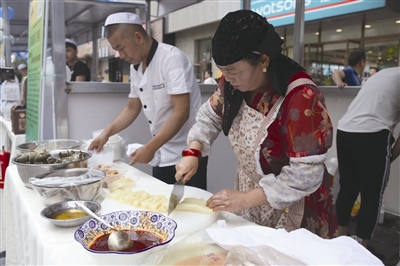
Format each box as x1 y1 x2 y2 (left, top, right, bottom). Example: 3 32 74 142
26 0 45 141
251 0 386 27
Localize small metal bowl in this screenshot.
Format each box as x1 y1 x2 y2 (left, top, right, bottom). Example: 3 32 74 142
29 168 105 206
41 200 101 228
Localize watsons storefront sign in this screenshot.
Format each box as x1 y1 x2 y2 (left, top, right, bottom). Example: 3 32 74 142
251 0 386 27
253 0 312 17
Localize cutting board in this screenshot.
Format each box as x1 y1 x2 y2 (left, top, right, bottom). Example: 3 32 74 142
101 184 219 236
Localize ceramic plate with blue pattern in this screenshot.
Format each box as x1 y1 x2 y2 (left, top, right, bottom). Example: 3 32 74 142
74 210 177 257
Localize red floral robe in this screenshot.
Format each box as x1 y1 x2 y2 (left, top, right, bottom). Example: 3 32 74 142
210 72 338 238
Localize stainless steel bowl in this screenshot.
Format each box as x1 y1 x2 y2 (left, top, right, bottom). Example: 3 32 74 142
41 200 101 227
16 139 84 153
29 168 105 206
12 149 92 188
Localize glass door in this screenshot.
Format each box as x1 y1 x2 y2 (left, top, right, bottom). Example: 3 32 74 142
196 39 212 83
304 43 324 85
283 41 362 85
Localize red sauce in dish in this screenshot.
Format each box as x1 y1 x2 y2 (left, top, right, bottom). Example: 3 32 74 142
89 230 162 252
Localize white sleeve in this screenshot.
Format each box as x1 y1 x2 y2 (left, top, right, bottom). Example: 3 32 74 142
259 154 327 210
187 100 223 156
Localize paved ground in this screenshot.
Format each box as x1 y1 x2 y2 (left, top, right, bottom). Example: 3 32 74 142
348 212 400 266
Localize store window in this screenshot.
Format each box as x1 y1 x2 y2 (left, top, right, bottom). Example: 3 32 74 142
301 40 362 85
365 15 400 38
320 14 363 43
108 58 123 82
276 8 399 86
364 41 399 70
277 21 320 48
195 39 212 83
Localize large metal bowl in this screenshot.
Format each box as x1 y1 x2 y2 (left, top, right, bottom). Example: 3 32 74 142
12 149 92 188
29 168 105 206
41 200 101 228
16 139 84 153
16 142 37 152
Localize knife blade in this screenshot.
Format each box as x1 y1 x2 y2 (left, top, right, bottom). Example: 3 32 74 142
168 179 185 215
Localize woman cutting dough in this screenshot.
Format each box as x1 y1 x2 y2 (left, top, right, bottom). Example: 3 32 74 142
175 10 337 238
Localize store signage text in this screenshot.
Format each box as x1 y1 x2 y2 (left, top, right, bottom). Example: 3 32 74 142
251 0 386 27
253 0 312 17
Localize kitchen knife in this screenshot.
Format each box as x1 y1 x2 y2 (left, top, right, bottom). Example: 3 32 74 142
168 179 185 215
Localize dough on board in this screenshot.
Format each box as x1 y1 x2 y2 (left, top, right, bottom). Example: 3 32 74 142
176 198 214 214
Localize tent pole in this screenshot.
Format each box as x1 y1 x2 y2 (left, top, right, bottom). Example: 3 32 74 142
1 0 11 67
146 0 151 36
293 0 305 66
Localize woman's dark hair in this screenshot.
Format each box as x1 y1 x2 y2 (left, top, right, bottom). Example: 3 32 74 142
242 53 262 66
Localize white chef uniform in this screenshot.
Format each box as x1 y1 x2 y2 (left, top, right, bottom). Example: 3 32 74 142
129 40 202 167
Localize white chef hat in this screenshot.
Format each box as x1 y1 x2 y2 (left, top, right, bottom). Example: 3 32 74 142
65 38 77 49
105 12 142 26
18 63 27 70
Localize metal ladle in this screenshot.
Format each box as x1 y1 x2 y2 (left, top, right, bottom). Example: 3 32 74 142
75 202 133 251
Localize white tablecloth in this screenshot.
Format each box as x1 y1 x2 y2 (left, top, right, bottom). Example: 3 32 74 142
2 161 255 265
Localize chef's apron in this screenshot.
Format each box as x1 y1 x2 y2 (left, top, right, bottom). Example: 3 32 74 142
228 77 316 231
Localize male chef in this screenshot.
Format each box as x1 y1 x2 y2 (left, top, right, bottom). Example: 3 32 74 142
89 12 208 189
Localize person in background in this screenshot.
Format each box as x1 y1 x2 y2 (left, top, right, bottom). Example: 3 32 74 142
97 75 107 82
331 50 366 89
17 64 28 105
362 66 379 85
204 70 217 84
175 10 337 238
89 12 208 190
369 67 379 77
17 64 27 78
335 67 399 249
65 38 91 81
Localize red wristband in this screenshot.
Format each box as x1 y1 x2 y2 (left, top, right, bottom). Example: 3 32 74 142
182 148 202 161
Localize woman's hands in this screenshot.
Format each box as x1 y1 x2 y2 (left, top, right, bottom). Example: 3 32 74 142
176 141 203 182
207 187 268 212
206 189 249 212
175 156 199 183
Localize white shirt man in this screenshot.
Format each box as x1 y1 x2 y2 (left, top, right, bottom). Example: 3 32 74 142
89 12 208 189
129 41 201 167
204 70 217 84
336 67 400 248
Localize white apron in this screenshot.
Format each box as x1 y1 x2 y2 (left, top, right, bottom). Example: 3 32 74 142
228 78 316 231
